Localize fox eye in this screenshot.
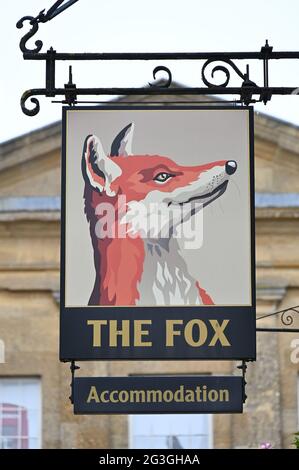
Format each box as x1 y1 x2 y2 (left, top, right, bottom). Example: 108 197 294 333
154 172 174 183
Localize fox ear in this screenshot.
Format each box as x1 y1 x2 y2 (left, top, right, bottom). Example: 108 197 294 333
82 135 122 196
110 123 134 156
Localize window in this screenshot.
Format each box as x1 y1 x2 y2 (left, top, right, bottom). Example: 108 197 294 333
0 378 41 449
0 339 4 364
130 414 212 449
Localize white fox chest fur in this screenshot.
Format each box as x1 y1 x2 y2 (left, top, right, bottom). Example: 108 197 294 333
136 238 201 305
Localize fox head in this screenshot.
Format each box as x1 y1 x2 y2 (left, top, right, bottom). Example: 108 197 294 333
82 123 237 238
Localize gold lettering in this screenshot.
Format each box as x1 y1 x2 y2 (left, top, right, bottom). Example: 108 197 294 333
130 390 146 403
87 320 107 347
219 389 230 402
147 390 163 402
134 320 152 347
209 320 230 346
185 390 195 402
118 390 129 403
109 320 130 347
196 386 202 402
110 390 119 403
163 390 173 402
87 386 100 403
166 320 183 346
174 385 184 402
100 390 109 403
184 319 207 347
208 389 219 402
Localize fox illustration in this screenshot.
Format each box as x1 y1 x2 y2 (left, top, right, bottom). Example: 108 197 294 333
82 123 237 306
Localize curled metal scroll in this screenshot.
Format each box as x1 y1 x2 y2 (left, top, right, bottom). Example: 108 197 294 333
257 305 299 328
201 58 256 88
21 90 45 116
16 1 79 54
281 306 299 326
16 14 45 54
149 66 172 88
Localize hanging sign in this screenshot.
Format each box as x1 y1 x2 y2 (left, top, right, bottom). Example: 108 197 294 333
60 106 255 361
73 375 244 414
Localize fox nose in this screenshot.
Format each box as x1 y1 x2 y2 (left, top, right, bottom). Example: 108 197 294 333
225 160 237 175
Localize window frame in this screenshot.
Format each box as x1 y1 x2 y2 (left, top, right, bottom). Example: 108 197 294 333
0 377 42 450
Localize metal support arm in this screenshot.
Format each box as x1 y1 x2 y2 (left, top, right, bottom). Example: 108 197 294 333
256 305 299 333
17 2 299 116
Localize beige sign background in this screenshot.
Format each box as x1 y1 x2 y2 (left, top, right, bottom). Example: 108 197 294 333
64 107 252 307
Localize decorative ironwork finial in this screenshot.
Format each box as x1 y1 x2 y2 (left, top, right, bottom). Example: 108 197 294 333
16 0 79 54
64 66 77 106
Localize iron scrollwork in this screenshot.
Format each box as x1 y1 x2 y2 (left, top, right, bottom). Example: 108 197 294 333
16 0 79 53
21 89 45 117
16 13 45 54
280 306 299 326
257 305 299 332
149 66 173 88
201 58 257 88
16 1 299 116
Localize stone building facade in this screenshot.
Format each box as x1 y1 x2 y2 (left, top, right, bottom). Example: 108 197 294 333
0 96 298 449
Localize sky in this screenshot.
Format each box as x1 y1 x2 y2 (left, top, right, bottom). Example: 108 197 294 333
1 0 299 143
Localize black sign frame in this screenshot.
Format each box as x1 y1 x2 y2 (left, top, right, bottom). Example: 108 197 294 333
60 105 256 362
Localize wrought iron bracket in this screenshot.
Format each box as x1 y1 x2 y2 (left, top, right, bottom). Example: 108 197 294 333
256 305 299 333
17 1 299 116
69 360 80 404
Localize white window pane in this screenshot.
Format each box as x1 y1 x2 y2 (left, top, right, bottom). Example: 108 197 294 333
130 414 212 449
134 436 168 449
0 378 41 449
